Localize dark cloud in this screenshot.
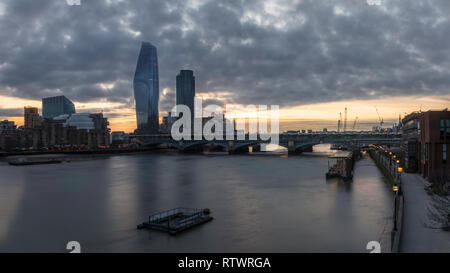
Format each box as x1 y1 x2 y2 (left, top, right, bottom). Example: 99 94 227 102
0 0 449 114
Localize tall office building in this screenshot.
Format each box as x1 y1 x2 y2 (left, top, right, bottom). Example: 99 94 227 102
133 42 159 133
42 95 76 118
176 70 195 118
24 107 40 128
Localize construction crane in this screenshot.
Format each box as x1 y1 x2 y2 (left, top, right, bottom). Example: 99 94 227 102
352 116 359 130
343 108 348 132
337 112 342 132
375 107 384 127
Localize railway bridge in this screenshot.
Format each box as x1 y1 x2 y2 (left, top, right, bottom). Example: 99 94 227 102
131 132 402 154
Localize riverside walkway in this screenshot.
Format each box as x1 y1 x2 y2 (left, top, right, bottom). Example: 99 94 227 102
400 173 450 253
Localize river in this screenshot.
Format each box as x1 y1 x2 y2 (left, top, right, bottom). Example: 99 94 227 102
0 145 394 252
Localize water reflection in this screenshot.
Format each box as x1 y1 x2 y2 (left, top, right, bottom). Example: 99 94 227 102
0 146 394 252
0 165 25 244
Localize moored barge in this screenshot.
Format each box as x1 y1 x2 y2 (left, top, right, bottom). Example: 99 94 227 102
326 151 354 181
137 208 213 235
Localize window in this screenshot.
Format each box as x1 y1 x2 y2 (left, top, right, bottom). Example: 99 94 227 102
447 120 450 138
417 121 421 137
440 119 445 140
443 144 447 163
424 143 428 161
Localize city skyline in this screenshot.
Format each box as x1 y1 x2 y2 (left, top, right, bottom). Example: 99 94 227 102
0 92 448 133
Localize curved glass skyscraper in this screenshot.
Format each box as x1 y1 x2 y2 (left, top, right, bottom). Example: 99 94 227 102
133 42 159 133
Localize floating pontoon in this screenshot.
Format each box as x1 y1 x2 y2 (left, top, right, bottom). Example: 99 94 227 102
137 208 213 235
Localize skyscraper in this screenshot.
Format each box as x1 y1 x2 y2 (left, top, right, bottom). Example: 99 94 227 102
42 95 75 118
176 70 195 119
133 42 159 133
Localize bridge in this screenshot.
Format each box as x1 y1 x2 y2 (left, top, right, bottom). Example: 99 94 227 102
131 132 402 154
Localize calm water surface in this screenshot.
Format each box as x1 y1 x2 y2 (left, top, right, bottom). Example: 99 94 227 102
0 146 394 252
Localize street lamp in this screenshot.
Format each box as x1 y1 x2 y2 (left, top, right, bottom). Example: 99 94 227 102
392 185 399 192
393 184 399 230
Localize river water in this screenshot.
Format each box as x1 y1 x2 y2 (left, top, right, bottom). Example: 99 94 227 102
0 145 394 252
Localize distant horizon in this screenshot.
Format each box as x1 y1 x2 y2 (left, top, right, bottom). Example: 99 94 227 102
1 92 448 133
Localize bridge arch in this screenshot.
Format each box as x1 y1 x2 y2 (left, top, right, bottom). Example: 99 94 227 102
233 141 261 152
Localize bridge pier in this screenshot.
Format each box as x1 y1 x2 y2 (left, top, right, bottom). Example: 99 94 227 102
227 141 240 154
250 144 261 153
178 141 185 153
227 140 250 154
287 141 302 155
178 141 206 153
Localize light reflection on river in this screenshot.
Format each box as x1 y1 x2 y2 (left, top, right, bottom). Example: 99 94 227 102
0 145 393 252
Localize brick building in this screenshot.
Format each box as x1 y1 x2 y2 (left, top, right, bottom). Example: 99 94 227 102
417 110 450 189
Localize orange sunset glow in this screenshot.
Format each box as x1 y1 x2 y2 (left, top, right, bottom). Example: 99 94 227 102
1 93 448 133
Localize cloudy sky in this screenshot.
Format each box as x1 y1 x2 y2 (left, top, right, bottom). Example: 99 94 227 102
0 0 449 132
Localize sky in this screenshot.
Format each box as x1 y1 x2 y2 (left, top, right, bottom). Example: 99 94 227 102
0 0 449 132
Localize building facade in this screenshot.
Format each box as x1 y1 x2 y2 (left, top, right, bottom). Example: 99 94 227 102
42 95 76 118
24 107 40 129
417 110 450 189
133 42 159 133
0 120 18 150
111 131 130 146
160 113 178 134
401 112 422 172
0 120 16 133
176 70 195 118
0 113 110 151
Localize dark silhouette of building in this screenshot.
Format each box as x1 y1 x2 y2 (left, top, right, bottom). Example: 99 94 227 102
0 120 18 151
0 113 110 151
0 120 16 133
134 42 159 133
111 131 130 146
176 70 195 119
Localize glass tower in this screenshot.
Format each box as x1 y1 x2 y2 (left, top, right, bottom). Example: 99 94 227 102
133 42 159 133
42 95 76 118
176 70 195 119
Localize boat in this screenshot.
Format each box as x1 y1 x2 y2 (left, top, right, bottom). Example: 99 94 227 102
8 157 63 166
137 208 213 235
326 151 354 181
